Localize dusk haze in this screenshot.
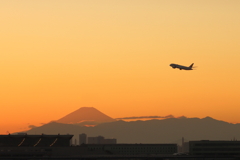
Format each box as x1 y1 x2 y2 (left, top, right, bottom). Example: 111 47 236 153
1 0 240 134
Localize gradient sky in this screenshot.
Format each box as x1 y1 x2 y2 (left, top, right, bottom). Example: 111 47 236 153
1 0 240 134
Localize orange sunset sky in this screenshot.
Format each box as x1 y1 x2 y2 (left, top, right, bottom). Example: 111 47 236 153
1 0 240 134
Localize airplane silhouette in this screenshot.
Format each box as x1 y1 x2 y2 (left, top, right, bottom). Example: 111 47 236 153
170 63 194 70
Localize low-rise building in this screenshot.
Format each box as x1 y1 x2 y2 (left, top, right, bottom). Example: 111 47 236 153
87 143 177 155
88 136 117 144
189 140 240 156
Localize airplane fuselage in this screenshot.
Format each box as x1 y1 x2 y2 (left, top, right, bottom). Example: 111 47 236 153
170 63 194 70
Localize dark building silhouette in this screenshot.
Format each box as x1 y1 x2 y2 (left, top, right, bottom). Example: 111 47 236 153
79 133 117 144
178 137 189 153
189 140 240 156
79 133 87 145
86 143 177 155
0 134 73 147
88 135 116 144
0 134 177 158
103 138 117 144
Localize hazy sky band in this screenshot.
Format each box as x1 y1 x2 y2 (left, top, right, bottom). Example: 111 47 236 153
0 0 240 134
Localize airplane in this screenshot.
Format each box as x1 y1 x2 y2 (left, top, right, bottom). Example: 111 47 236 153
170 63 195 70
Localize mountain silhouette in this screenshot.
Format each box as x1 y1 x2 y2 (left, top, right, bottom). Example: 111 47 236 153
56 107 115 125
24 116 240 145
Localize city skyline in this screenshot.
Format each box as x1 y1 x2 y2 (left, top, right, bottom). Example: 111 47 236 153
1 0 240 134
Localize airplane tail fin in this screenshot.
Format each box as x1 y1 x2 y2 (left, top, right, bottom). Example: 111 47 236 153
189 63 194 68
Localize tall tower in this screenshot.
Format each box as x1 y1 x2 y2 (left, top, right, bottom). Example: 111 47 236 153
182 137 184 152
79 133 87 145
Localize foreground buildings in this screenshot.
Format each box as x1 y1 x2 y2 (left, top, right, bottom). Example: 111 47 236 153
0 134 72 147
0 134 177 158
1 134 240 159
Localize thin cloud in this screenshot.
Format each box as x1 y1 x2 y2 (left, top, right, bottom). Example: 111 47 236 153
28 125 37 129
116 115 174 120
